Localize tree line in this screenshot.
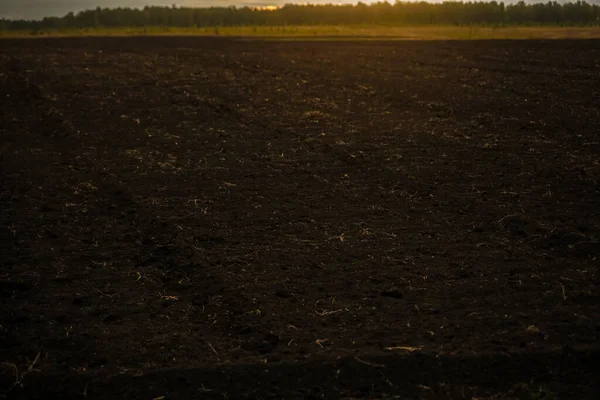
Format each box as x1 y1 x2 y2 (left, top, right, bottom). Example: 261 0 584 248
1 2 600 31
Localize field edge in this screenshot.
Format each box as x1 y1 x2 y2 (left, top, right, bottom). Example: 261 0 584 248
2 25 600 40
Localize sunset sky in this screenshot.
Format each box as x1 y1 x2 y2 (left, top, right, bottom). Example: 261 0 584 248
1 0 354 20
2 0 600 20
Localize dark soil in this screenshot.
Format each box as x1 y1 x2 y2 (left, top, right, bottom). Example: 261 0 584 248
1 37 599 399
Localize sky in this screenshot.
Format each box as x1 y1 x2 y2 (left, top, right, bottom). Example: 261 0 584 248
0 1 351 20
1 0 599 20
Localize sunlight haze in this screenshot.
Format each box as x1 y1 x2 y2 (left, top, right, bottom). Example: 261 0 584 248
2 1 357 20
4 0 599 20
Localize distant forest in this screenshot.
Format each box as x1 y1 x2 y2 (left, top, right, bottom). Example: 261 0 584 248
2 2 600 30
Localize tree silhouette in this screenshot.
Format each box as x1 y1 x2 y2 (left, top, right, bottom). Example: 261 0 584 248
1 2 599 31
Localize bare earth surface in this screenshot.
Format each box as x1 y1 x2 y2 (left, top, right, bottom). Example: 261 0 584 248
1 37 599 399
